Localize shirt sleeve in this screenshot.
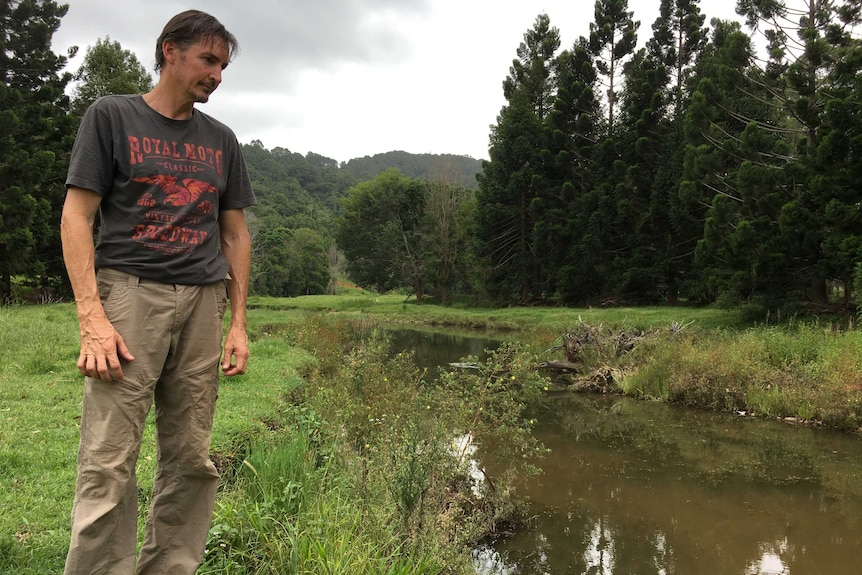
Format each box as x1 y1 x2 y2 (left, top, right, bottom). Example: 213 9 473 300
65 98 116 197
220 135 256 210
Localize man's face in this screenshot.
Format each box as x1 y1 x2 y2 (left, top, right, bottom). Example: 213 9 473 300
169 38 230 104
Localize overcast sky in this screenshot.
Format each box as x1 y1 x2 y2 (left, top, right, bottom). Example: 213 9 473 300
51 1 745 163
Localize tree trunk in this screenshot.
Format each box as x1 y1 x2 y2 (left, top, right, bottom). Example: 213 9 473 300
0 270 11 304
810 277 827 305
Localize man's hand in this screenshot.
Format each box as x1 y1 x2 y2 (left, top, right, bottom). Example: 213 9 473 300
77 315 134 383
63 187 135 383
221 326 249 376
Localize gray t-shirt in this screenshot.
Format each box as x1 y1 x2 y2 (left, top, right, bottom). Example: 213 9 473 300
66 94 256 285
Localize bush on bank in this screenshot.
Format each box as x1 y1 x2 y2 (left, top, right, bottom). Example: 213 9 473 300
202 313 550 573
575 323 862 431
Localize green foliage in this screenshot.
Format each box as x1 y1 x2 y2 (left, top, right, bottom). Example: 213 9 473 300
5 0 862 317
384 421 439 532
251 227 331 297
242 145 478 302
589 0 640 132
296 313 548 547
431 342 549 479
241 142 352 297
467 2 862 311
422 177 475 304
5 301 862 573
70 36 153 118
621 323 862 430
474 15 559 304
203 428 325 572
0 0 76 301
335 169 428 296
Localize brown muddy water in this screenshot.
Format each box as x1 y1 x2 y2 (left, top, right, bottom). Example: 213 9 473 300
473 392 862 575
390 328 862 575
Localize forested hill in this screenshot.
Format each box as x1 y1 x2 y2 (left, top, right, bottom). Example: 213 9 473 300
341 151 483 189
241 141 483 229
242 141 482 215
239 141 483 297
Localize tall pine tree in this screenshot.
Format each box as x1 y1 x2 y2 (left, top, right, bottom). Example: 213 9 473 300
684 19 794 306
474 14 560 304
589 0 639 135
735 0 862 305
0 0 75 301
613 47 672 302
813 5 862 306
633 0 708 303
539 38 601 303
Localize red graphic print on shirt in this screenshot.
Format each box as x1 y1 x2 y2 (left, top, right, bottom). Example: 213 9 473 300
132 175 219 207
127 134 224 256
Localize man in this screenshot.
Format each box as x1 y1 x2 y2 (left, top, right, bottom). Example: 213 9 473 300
60 10 255 574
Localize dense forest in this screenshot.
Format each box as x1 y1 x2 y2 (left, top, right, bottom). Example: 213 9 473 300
472 0 862 312
3 0 861 315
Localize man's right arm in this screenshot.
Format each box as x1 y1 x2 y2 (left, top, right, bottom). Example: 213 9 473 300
61 187 134 382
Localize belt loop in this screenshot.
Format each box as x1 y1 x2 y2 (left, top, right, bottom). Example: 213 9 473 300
128 274 140 288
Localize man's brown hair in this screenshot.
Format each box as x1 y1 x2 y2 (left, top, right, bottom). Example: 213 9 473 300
154 10 238 73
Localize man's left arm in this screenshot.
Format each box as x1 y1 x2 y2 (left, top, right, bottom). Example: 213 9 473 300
219 208 251 376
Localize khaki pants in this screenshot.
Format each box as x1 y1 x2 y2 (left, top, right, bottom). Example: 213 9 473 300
65 268 228 575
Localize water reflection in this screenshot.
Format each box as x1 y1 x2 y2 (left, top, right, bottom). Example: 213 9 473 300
475 532 794 575
471 545 515 575
476 393 862 574
745 541 790 575
387 328 501 378
584 519 615 574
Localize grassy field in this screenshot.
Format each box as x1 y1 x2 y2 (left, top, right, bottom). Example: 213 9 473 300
1 295 860 573
246 292 749 331
0 303 312 573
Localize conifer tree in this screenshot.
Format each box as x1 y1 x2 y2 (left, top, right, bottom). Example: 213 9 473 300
730 0 862 305
684 20 792 306
589 0 639 134
0 0 75 300
474 14 560 304
648 0 708 116
613 47 672 302
538 38 601 303
626 0 708 303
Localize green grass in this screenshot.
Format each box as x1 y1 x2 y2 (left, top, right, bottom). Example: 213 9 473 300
0 303 485 573
619 323 862 429
202 429 446 574
0 304 311 574
248 292 748 333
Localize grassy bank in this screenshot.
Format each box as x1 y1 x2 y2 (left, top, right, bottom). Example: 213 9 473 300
0 301 546 573
247 293 749 332
618 323 862 430
1 296 859 573
249 293 862 430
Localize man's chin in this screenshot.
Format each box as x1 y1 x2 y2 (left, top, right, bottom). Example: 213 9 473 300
194 87 215 104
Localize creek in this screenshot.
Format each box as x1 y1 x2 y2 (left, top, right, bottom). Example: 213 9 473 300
390 327 862 575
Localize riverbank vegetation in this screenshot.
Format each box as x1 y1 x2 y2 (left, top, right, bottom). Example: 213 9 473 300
545 319 862 431
2 298 861 573
0 302 547 573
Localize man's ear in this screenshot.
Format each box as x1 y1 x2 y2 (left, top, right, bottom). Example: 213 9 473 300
161 40 178 66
